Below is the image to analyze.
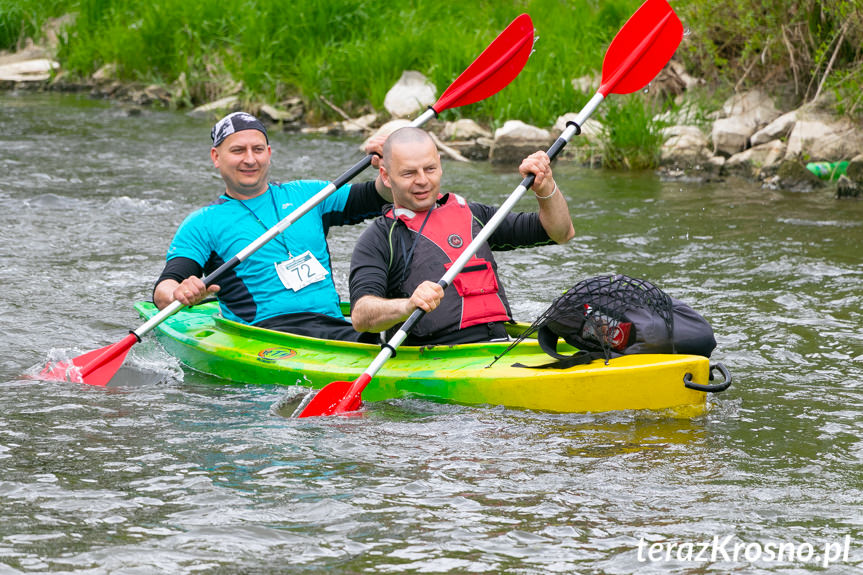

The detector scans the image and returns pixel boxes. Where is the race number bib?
[274,251,329,292]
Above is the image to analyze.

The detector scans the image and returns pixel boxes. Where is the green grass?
[0,0,675,169]
[0,0,72,50]
[4,0,860,170]
[600,96,668,170]
[48,0,644,127]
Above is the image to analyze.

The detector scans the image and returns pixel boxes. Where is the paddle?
[38,14,536,387]
[296,0,683,418]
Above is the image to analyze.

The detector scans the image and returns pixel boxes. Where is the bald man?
[349,127,575,346]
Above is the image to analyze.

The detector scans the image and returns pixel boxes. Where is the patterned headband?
[211,112,269,147]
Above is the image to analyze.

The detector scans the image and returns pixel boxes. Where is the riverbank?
[2,1,862,195]
[7,50,861,197]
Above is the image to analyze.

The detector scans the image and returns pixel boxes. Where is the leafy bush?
[677,0,863,115]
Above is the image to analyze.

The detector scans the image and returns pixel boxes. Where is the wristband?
[534,184,558,200]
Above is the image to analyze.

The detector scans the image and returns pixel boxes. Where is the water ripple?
[2,92,863,574]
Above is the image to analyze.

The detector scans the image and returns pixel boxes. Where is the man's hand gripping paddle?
[297,0,684,418]
[38,13,536,387]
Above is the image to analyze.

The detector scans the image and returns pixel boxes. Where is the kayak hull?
[135,301,717,417]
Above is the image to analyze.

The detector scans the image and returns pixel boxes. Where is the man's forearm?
[537,181,575,244]
[351,294,410,333]
[153,279,180,310]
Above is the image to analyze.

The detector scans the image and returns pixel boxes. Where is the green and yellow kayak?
[134,301,730,417]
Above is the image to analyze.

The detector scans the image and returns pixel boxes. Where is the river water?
[2,91,862,574]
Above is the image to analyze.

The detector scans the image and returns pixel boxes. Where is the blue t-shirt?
[166,180,382,325]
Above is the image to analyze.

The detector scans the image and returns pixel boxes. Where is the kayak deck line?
[134,301,717,417]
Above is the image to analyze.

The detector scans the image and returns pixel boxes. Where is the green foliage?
[7,0,863,132]
[52,0,645,126]
[0,2,31,49]
[0,0,72,50]
[677,0,863,116]
[600,95,667,170]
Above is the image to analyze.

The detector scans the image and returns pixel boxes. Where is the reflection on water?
[1,92,862,573]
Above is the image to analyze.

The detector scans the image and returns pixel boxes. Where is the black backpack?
[498,275,716,369]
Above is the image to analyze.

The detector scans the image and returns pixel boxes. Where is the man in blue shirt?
[153,112,391,342]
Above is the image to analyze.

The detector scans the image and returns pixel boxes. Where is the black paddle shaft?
[519,129,576,190]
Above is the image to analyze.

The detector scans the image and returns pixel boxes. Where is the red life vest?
[385,193,511,340]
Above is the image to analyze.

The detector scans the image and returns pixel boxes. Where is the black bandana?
[210,112,268,147]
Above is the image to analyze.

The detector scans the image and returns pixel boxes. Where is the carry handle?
[683,361,732,393]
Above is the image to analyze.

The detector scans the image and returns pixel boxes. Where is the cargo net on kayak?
[490,274,674,367]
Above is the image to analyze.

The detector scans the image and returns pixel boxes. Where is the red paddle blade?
[39,333,138,387]
[296,373,371,418]
[432,13,534,113]
[599,0,683,97]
